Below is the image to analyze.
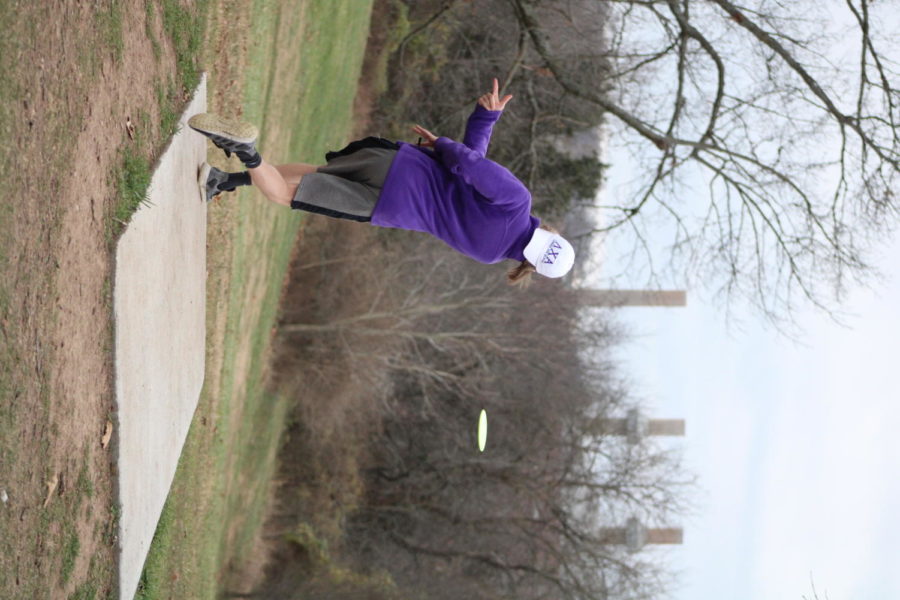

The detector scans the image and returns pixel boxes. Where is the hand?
[412,124,438,147]
[478,77,513,111]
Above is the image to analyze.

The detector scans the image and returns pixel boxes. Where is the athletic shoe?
[197,162,230,203]
[188,113,259,162]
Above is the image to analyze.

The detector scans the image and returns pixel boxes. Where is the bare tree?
[506,0,900,326]
[375,0,612,217]
[279,228,587,412]
[802,576,830,600]
[351,390,693,600]
[269,219,694,599]
[379,0,900,325]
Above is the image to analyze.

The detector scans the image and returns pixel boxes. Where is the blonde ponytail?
[507,260,536,287]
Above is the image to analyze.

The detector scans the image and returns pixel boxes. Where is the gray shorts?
[290,146,398,221]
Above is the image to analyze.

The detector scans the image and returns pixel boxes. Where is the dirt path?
[0,1,207,596]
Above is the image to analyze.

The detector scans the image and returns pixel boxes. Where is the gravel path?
[113,74,208,600]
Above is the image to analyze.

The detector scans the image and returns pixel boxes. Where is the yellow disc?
[478,409,488,452]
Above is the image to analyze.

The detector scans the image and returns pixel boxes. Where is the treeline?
[369,0,610,218]
[244,2,692,599]
[340,239,688,600]
[252,221,690,600]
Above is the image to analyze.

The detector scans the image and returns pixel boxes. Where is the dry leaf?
[101,420,113,449]
[43,474,58,508]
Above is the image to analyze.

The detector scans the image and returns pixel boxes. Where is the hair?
[507,260,536,287]
[506,223,559,287]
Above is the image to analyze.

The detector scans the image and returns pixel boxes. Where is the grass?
[0,0,373,595]
[366,0,412,101]
[106,0,208,244]
[69,579,99,600]
[133,1,374,598]
[145,2,163,61]
[113,145,154,226]
[0,1,137,597]
[0,0,45,435]
[0,0,215,595]
[281,523,404,599]
[161,0,205,84]
[97,2,124,63]
[61,528,81,585]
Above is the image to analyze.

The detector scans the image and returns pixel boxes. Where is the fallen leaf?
[43,474,58,508]
[101,420,113,449]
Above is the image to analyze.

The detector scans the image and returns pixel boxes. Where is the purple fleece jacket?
[371,105,540,264]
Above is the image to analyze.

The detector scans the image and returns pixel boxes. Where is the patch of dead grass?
[0,0,208,596]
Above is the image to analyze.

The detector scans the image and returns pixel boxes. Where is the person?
[188,78,575,285]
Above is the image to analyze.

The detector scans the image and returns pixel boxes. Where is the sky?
[593,137,900,595]
[606,231,900,599]
[589,90,900,600]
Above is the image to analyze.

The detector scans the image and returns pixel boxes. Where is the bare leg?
[247,159,293,206]
[274,163,319,185]
[247,160,321,207]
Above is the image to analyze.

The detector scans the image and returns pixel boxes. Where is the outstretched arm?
[463,78,514,157]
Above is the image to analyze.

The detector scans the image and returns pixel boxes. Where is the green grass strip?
[135,1,373,598]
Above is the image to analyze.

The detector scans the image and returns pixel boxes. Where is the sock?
[219,171,252,192]
[235,149,262,169]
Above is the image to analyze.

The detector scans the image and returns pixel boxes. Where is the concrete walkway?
[113,73,208,600]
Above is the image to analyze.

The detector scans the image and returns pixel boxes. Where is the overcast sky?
[595,134,900,596]
[607,226,900,599]
[594,128,900,598]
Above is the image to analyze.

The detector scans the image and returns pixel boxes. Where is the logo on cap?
[542,240,562,265]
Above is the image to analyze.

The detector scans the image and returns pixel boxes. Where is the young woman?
[188,79,575,284]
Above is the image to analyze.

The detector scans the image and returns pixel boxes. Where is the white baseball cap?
[523,228,575,278]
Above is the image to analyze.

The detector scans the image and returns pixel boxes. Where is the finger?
[493,77,499,97]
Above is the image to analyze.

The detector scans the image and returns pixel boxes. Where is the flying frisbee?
[478,409,488,452]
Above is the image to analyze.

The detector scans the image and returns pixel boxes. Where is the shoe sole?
[198,162,212,203]
[188,113,258,144]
